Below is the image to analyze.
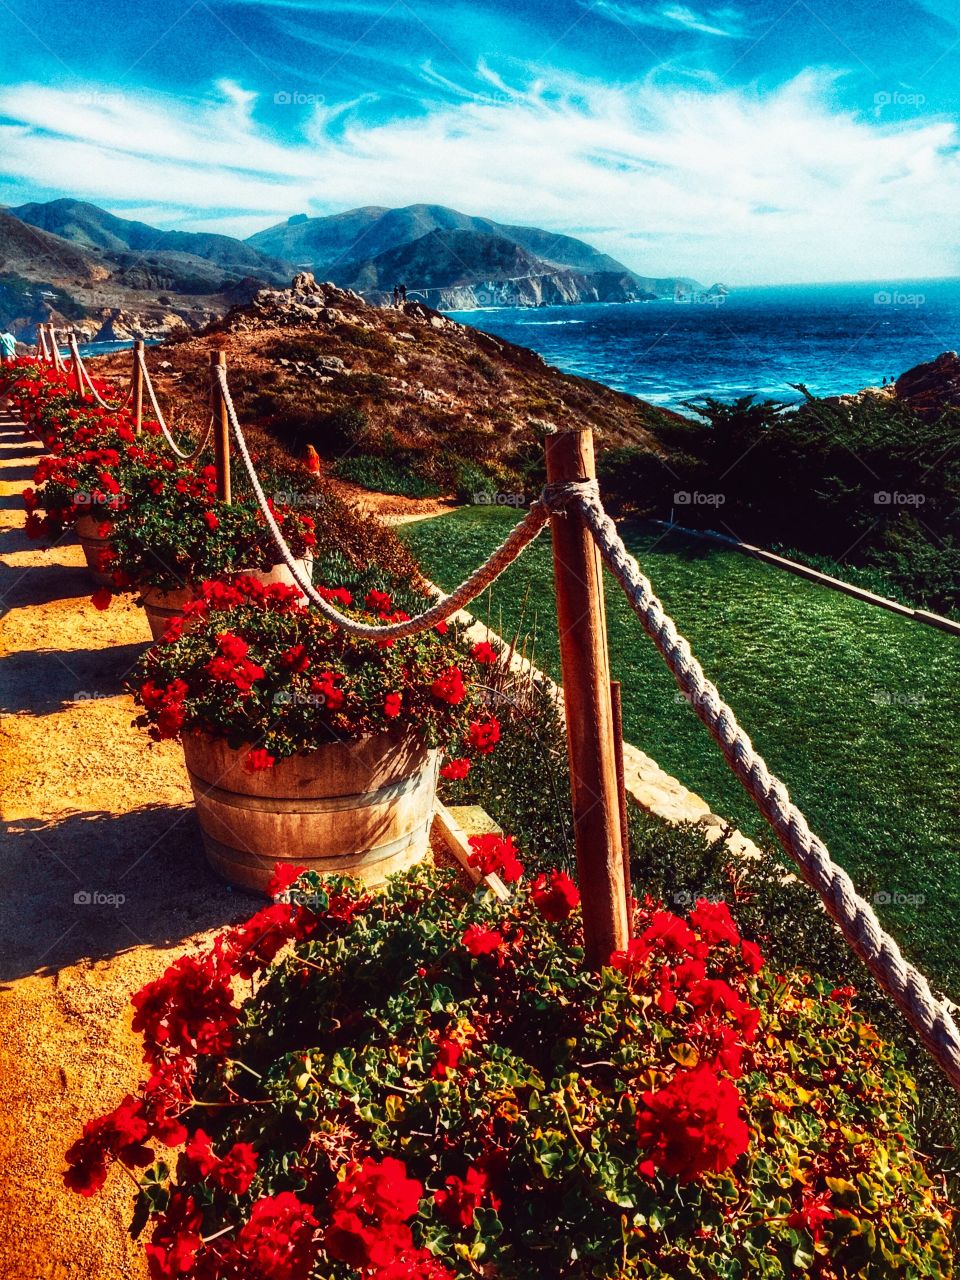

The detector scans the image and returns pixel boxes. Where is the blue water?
[449,280,960,412]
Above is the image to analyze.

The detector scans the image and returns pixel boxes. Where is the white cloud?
[1,68,959,284]
[588,2,747,38]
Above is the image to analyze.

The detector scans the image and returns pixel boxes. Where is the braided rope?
[215,364,551,639]
[573,487,960,1091]
[141,350,213,461]
[67,334,134,412]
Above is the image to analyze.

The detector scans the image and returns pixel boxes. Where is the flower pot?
[141,558,314,642]
[182,730,439,894]
[75,512,115,586]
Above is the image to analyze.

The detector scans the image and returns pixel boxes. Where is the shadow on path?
[0,641,149,714]
[0,805,253,982]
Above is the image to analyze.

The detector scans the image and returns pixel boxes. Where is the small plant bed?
[400,505,960,1003]
[65,863,953,1278]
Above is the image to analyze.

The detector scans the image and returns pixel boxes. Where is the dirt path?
[0,407,251,1279]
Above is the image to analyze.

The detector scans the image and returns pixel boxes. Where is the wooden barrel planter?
[75,512,115,586]
[141,558,314,642]
[182,730,439,894]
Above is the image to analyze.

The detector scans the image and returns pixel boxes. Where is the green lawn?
[400,507,960,999]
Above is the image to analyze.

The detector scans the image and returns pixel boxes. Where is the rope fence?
[219,359,960,1093]
[22,331,960,1093]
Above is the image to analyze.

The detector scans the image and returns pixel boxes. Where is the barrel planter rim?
[139,557,313,642]
[182,727,438,895]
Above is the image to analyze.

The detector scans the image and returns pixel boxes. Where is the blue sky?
[0,0,958,282]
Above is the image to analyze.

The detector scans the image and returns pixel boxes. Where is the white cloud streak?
[1,67,958,284]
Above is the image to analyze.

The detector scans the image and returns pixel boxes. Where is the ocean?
[448,279,960,413]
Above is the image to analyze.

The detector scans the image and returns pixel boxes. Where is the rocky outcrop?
[894,351,960,420]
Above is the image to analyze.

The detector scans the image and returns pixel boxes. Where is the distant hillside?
[247,203,697,307]
[0,195,703,336]
[0,200,291,340]
[11,199,289,281]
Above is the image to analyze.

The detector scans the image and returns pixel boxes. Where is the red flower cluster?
[434,1164,500,1229]
[462,923,504,956]
[325,1157,450,1278]
[530,870,580,921]
[439,757,471,781]
[608,898,764,1183]
[467,833,524,883]
[131,951,240,1065]
[431,666,465,705]
[466,716,500,755]
[206,632,266,694]
[180,1128,258,1195]
[635,1063,750,1182]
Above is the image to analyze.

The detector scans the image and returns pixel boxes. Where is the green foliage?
[126,868,952,1277]
[332,452,444,499]
[601,392,960,615]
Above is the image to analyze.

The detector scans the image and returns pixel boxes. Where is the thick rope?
[67,334,133,412]
[140,350,214,462]
[215,363,551,639]
[572,486,960,1092]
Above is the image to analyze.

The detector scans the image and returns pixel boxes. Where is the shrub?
[65,865,953,1278]
[332,454,444,499]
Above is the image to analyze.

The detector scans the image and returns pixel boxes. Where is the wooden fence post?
[38,324,50,363]
[210,350,231,504]
[545,429,629,967]
[69,333,84,393]
[132,340,145,435]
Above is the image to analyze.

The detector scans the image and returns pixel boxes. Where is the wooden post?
[37,325,50,363]
[210,350,231,504]
[545,429,629,967]
[132,340,145,435]
[69,333,85,393]
[610,680,633,939]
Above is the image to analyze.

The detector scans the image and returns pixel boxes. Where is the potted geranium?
[130,575,500,891]
[104,460,317,638]
[14,368,316,611]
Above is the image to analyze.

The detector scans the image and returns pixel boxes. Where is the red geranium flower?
[383,691,402,718]
[462,924,504,956]
[431,666,465,705]
[440,757,471,781]
[636,1064,750,1182]
[467,832,523,883]
[90,587,112,611]
[531,870,580,921]
[470,640,498,664]
[245,748,276,773]
[467,716,500,755]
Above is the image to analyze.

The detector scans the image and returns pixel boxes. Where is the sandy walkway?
[0,407,253,1278]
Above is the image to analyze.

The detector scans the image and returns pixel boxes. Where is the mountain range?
[0,197,701,338]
